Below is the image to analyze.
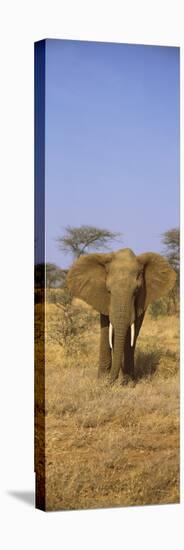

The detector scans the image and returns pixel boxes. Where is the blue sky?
[45,39,179,268]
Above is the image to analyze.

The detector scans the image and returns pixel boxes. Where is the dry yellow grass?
[43,301,179,511]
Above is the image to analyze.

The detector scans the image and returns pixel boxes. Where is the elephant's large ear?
[67,252,113,315]
[136,252,176,311]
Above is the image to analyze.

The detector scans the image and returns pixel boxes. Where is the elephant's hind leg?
[98,314,112,378]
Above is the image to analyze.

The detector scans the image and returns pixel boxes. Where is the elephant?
[67,248,176,383]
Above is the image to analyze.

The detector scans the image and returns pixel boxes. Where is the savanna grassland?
[37,294,179,511]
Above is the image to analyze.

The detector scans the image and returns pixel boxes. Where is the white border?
[0,2,183,549]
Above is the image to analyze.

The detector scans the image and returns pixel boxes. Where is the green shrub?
[47,287,72,306]
[46,302,98,353]
[149,289,179,318]
[149,299,167,319]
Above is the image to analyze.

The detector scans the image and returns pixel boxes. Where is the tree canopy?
[56,225,122,258]
[161,228,180,274]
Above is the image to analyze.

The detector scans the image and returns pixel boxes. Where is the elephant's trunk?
[110,298,133,382]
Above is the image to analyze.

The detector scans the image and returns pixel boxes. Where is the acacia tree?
[161,228,180,276]
[161,228,180,314]
[56,225,122,259]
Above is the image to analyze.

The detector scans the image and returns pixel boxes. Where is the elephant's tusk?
[131,323,135,347]
[109,322,113,349]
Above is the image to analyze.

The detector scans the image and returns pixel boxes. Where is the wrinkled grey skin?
[67,248,176,383]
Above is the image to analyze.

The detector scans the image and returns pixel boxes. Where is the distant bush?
[149,287,179,319]
[47,286,72,306]
[167,286,179,316]
[149,299,168,319]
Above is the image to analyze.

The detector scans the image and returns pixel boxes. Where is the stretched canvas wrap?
[34,39,180,512]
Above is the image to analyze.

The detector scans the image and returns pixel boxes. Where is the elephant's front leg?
[98,314,112,378]
[123,328,135,379]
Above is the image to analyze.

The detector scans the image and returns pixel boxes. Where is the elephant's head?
[67,248,176,380]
